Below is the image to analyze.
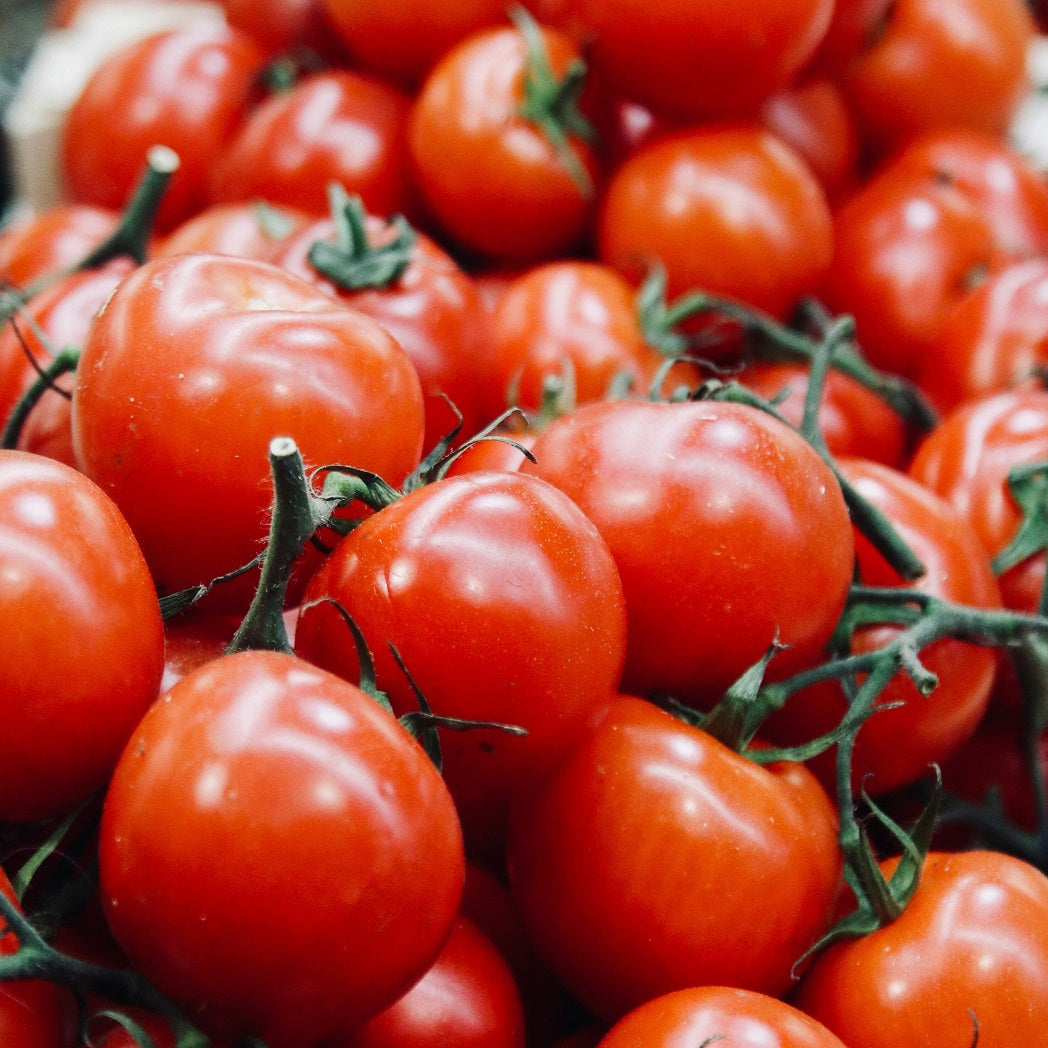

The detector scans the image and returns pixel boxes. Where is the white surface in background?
[1011,36,1048,171]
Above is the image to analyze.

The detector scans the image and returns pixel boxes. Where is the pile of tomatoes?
[4,0,1048,1045]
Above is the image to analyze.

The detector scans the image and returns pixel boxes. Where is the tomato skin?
[569,0,833,122]
[795,851,1048,1047]
[506,697,842,1022]
[0,450,164,823]
[207,71,413,220]
[155,202,311,261]
[838,0,1035,159]
[407,24,599,264]
[62,26,268,230]
[294,470,627,853]
[99,649,465,1046]
[803,0,894,78]
[71,252,424,610]
[520,399,854,704]
[597,986,848,1048]
[598,126,833,320]
[0,204,118,289]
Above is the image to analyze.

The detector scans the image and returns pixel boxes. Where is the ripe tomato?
[216,0,336,57]
[0,449,164,822]
[294,470,627,853]
[567,0,833,121]
[520,399,854,704]
[99,649,465,1046]
[0,204,117,290]
[62,26,268,230]
[155,201,311,261]
[506,697,842,1021]
[803,0,894,78]
[598,126,833,321]
[71,253,425,610]
[406,20,600,263]
[795,851,1048,1047]
[207,70,414,220]
[597,986,848,1048]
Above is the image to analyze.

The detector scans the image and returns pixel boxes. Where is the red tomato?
[764,457,1002,796]
[908,388,1048,614]
[155,202,311,261]
[0,204,117,289]
[520,399,854,704]
[0,450,164,822]
[294,470,627,853]
[598,126,833,321]
[99,649,465,1046]
[837,0,1035,158]
[335,917,525,1048]
[406,21,600,264]
[567,0,833,121]
[71,253,425,610]
[62,26,268,230]
[216,0,335,57]
[795,851,1048,1047]
[207,70,414,220]
[506,697,842,1021]
[598,986,848,1048]
[803,0,895,78]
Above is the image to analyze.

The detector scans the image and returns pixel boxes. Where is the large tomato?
[506,697,842,1021]
[519,399,854,704]
[71,253,425,610]
[99,649,465,1046]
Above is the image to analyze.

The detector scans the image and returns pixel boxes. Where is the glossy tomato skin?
[598,986,848,1048]
[795,851,1048,1047]
[71,253,425,611]
[520,399,854,704]
[62,26,268,230]
[569,0,833,121]
[0,204,117,289]
[908,388,1048,614]
[207,70,413,220]
[407,24,600,264]
[0,450,164,822]
[295,470,627,854]
[99,649,465,1047]
[598,126,833,320]
[155,202,311,261]
[506,697,842,1021]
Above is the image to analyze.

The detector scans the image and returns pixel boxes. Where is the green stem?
[0,345,79,450]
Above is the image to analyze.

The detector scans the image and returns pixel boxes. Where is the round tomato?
[0,449,164,822]
[71,252,425,611]
[99,649,465,1046]
[506,696,842,1021]
[155,201,311,261]
[520,399,854,704]
[795,851,1048,1047]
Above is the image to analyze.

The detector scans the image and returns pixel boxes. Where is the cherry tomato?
[62,26,268,230]
[795,851,1048,1047]
[406,20,600,264]
[71,253,425,610]
[520,399,854,704]
[99,649,465,1046]
[0,449,164,822]
[597,986,848,1048]
[0,204,117,290]
[207,70,414,220]
[506,697,842,1021]
[598,126,834,321]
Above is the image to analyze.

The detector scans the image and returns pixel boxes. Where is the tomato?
[216,0,336,57]
[837,0,1035,159]
[764,457,1002,796]
[268,207,498,450]
[334,917,525,1048]
[0,450,164,822]
[406,20,600,264]
[71,253,425,611]
[206,70,414,220]
[99,649,465,1046]
[519,399,854,704]
[155,201,311,261]
[506,697,842,1021]
[908,388,1048,614]
[597,986,848,1048]
[803,0,894,78]
[795,851,1048,1047]
[294,469,627,854]
[598,126,834,321]
[62,26,268,230]
[567,0,833,122]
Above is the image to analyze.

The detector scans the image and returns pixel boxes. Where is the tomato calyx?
[510,5,598,196]
[306,183,417,290]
